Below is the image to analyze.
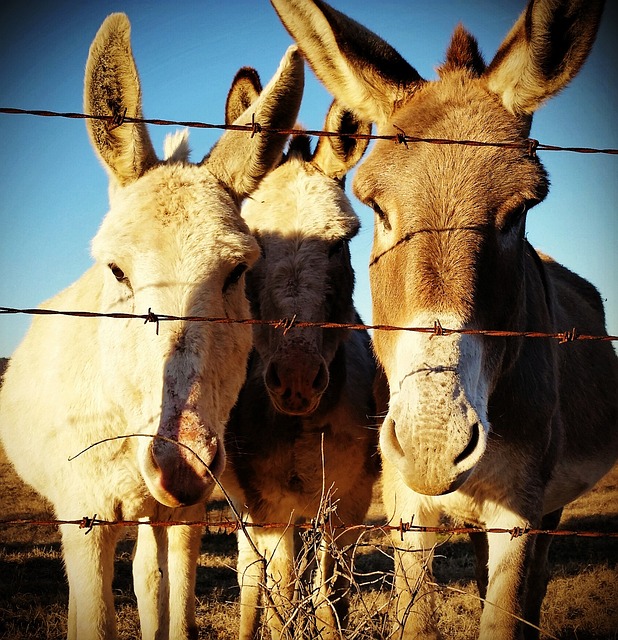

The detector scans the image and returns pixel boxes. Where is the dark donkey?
[271,0,618,638]
[221,67,379,639]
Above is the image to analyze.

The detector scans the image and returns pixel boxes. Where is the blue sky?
[0,0,616,357]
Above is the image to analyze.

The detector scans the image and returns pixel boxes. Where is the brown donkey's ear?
[312,101,371,180]
[225,67,263,125]
[271,0,423,127]
[485,0,604,115]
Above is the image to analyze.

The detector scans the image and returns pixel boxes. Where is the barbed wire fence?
[1,307,616,344]
[2,106,618,155]
[1,105,617,537]
[1,105,617,638]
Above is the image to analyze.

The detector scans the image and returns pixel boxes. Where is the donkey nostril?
[265,362,282,390]
[312,362,329,392]
[454,422,480,466]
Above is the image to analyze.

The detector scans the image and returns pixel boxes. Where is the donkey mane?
[439,24,486,77]
[163,129,191,163]
[284,131,313,161]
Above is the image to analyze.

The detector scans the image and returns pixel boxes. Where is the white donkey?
[222,68,378,639]
[271,1,617,639]
[0,13,303,640]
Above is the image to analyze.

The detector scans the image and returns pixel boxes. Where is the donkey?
[0,14,303,640]
[271,1,618,638]
[220,67,379,639]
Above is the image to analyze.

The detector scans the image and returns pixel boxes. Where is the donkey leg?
[260,527,296,639]
[469,531,489,603]
[133,521,169,640]
[480,513,536,640]
[237,525,296,639]
[389,528,442,640]
[382,462,441,639]
[237,527,265,640]
[62,522,120,640]
[522,508,563,640]
[311,530,355,639]
[167,505,203,640]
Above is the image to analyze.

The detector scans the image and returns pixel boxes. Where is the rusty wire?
[1,306,616,344]
[1,108,616,541]
[0,516,616,539]
[1,108,616,344]
[2,107,618,154]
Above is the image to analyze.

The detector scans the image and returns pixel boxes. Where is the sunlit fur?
[271,1,617,638]
[222,81,378,639]
[0,14,304,640]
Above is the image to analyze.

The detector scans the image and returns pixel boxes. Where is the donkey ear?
[485,0,604,115]
[204,45,304,200]
[271,0,423,127]
[84,13,158,187]
[312,101,371,179]
[225,67,263,125]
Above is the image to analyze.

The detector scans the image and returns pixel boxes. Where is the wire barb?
[144,308,160,335]
[107,107,127,130]
[432,319,445,337]
[509,526,528,540]
[248,112,262,138]
[276,314,297,335]
[393,124,409,148]
[559,327,578,344]
[79,514,98,535]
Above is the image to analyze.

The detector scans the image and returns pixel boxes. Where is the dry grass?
[0,438,616,639]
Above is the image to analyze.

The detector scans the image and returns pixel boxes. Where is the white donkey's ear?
[225,67,263,125]
[204,45,304,201]
[271,0,423,127]
[485,0,604,115]
[84,13,158,186]
[312,101,371,180]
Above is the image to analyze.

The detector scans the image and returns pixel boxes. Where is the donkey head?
[86,14,303,506]
[226,68,369,415]
[272,0,603,493]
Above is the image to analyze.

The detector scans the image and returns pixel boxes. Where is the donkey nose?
[265,358,329,415]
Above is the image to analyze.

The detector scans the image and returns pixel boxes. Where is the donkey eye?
[223,263,248,293]
[500,202,529,235]
[328,239,346,258]
[108,263,127,283]
[369,201,391,231]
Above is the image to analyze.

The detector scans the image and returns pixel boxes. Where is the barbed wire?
[1,432,614,539]
[1,109,615,538]
[1,515,615,539]
[1,107,618,155]
[1,306,616,344]
[1,108,615,344]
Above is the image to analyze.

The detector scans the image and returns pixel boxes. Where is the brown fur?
[271,1,616,638]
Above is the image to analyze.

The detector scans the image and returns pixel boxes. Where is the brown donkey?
[271,0,618,638]
[221,68,379,639]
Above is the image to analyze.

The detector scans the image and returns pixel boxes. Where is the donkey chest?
[249,422,364,503]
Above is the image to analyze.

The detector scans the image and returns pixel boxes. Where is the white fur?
[163,128,191,162]
[379,312,490,495]
[0,14,303,640]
